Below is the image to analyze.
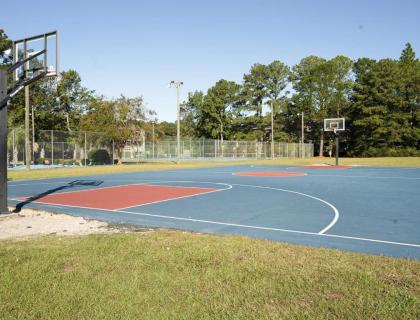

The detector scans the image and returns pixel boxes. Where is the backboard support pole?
[0,71,9,214]
[25,85,30,169]
[0,30,59,215]
[335,133,339,166]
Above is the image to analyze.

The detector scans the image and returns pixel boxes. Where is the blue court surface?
[8,165,420,259]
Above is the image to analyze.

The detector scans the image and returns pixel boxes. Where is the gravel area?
[0,208,118,240]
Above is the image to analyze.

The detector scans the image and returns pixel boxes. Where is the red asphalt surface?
[234,172,306,177]
[21,184,216,210]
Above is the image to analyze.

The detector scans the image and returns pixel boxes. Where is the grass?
[0,231,419,319]
[8,157,420,181]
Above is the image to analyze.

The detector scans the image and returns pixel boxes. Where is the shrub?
[35,158,45,165]
[88,149,111,165]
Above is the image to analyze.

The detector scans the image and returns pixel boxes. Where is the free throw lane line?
[228,183,339,235]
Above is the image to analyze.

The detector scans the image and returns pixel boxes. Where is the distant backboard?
[324,118,345,132]
[12,31,59,82]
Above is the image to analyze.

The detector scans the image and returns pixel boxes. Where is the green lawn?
[8,157,420,181]
[1,231,419,319]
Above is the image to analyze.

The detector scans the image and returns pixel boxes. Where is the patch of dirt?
[0,207,119,240]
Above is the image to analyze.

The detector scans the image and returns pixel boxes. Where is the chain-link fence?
[7,128,25,165]
[123,138,313,161]
[8,129,314,166]
[8,129,114,166]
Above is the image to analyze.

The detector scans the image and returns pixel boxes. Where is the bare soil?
[0,207,118,240]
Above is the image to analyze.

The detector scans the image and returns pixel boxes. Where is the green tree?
[239,63,268,140]
[262,61,290,147]
[398,43,420,150]
[180,91,204,137]
[350,58,401,155]
[81,95,148,163]
[56,70,95,131]
[200,79,240,141]
[158,121,177,138]
[0,29,12,68]
[291,56,353,155]
[237,61,290,142]
[349,44,420,156]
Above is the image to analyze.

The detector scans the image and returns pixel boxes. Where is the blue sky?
[2,0,419,121]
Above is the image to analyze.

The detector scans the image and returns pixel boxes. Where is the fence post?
[255,141,258,159]
[112,140,115,164]
[51,130,54,165]
[84,131,87,166]
[214,140,217,159]
[245,142,248,159]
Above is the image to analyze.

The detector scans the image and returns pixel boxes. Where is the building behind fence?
[7,129,314,165]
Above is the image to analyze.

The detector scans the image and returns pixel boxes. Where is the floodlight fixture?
[169,80,184,163]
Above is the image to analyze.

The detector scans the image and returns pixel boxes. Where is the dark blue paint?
[8,165,420,259]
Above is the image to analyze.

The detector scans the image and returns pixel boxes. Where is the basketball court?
[4,31,419,259]
[8,164,420,259]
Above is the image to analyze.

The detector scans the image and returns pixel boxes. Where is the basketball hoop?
[0,30,59,215]
[333,128,337,134]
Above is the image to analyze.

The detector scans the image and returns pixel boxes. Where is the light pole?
[169,80,183,163]
[151,118,156,160]
[297,112,304,158]
[271,102,274,160]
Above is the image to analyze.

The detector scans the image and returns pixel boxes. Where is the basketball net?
[333,128,337,134]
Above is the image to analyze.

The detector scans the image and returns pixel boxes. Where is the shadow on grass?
[13,180,103,213]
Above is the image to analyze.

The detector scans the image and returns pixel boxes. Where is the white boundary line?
[308,174,420,180]
[10,198,417,248]
[9,181,419,248]
[13,179,339,236]
[104,179,339,235]
[115,209,420,248]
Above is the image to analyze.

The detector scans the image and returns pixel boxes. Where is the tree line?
[1,28,419,158]
[181,47,420,156]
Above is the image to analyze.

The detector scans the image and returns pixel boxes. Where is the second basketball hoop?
[324,117,345,165]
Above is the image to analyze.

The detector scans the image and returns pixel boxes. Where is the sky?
[1,0,419,121]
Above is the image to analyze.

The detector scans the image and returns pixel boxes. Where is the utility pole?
[169,80,183,163]
[271,103,274,160]
[152,120,155,160]
[301,111,304,145]
[298,112,304,158]
[335,133,339,165]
